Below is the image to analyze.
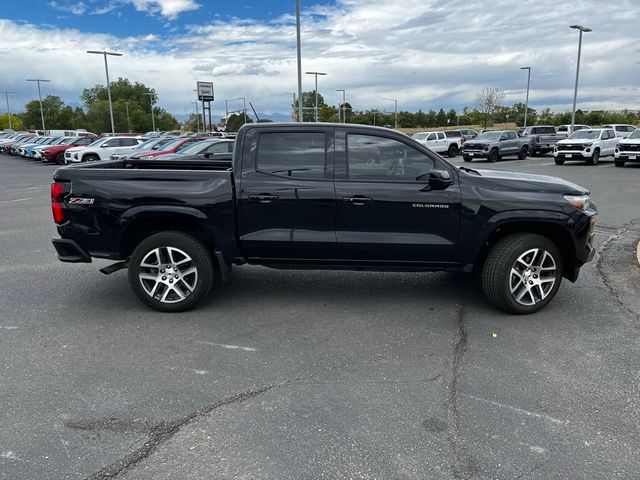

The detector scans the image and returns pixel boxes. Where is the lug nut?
[529,280,533,285]
[161,269,165,273]
[169,279,173,284]
[534,275,538,279]
[175,274,179,278]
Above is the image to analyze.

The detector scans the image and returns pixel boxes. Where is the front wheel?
[488,149,499,163]
[517,146,528,160]
[128,231,214,312]
[614,160,625,167]
[482,233,563,314]
[554,158,565,165]
[587,149,599,165]
[83,154,100,162]
[55,152,65,165]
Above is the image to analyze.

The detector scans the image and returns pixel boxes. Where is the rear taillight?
[51,181,70,224]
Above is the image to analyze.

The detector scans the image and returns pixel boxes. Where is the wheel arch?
[474,219,577,280]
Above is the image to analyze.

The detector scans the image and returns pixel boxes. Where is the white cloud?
[48,1,87,15]
[3,0,640,118]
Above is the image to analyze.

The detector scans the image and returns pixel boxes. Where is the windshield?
[136,138,161,150]
[86,139,105,148]
[477,132,502,141]
[151,138,174,150]
[627,129,640,139]
[412,133,429,140]
[161,139,184,151]
[569,130,599,139]
[178,140,213,154]
[62,137,77,145]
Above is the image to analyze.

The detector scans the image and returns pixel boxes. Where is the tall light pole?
[25,79,51,131]
[193,89,200,132]
[570,25,591,133]
[295,0,303,123]
[0,91,15,130]
[285,92,297,121]
[305,71,327,122]
[125,101,131,133]
[144,92,156,132]
[336,89,346,123]
[383,98,398,128]
[87,50,123,135]
[520,66,531,128]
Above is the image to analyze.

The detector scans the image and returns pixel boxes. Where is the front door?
[334,129,461,265]
[237,128,336,262]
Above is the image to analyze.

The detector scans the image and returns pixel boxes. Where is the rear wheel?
[447,144,458,158]
[55,152,65,165]
[488,148,499,163]
[586,149,599,165]
[554,158,565,165]
[482,233,563,314]
[83,154,100,162]
[128,231,214,312]
[614,160,625,167]
[517,146,528,160]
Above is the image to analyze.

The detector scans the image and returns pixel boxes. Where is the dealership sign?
[197,81,214,101]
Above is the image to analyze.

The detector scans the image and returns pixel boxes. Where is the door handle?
[248,193,279,203]
[343,195,372,206]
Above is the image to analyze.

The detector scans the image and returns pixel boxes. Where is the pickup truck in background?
[613,128,640,167]
[51,123,597,315]
[411,130,461,157]
[519,125,567,155]
[461,130,532,162]
[554,128,618,165]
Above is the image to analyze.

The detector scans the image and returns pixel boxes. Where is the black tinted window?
[347,134,435,182]
[119,138,138,146]
[445,131,461,137]
[507,132,517,139]
[533,127,556,134]
[257,132,327,179]
[205,142,233,153]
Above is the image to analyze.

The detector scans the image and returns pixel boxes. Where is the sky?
[1,0,639,119]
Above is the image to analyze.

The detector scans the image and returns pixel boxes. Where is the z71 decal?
[68,197,95,205]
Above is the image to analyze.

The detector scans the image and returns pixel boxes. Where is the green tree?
[225,113,253,132]
[182,113,203,132]
[293,91,327,122]
[0,113,23,131]
[22,95,77,130]
[436,108,447,127]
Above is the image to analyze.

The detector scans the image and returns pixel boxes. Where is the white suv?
[411,130,461,157]
[554,128,618,165]
[66,137,143,163]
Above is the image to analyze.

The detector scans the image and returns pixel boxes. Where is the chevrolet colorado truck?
[461,130,532,162]
[51,123,597,315]
[614,128,640,167]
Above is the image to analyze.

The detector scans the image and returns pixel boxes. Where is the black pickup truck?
[51,123,597,314]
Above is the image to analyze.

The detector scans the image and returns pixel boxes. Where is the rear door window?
[257,132,328,179]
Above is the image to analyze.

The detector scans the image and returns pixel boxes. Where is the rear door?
[333,128,461,265]
[237,127,336,261]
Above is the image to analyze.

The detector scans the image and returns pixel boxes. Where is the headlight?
[139,155,154,160]
[484,146,489,151]
[563,194,591,211]
[582,143,593,149]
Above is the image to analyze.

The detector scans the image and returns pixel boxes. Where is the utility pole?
[87,50,123,135]
[305,71,327,122]
[570,25,592,134]
[193,89,200,132]
[25,78,51,131]
[125,101,131,132]
[295,0,303,123]
[383,98,398,128]
[336,89,346,123]
[520,66,531,128]
[0,91,15,130]
[144,92,156,132]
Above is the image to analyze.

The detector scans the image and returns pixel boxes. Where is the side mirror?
[423,169,452,191]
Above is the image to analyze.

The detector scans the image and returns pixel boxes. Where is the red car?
[39,136,98,164]
[129,137,206,160]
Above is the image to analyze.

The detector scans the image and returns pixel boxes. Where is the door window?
[119,138,139,147]
[256,132,328,179]
[507,132,517,139]
[437,132,445,140]
[346,134,435,182]
[104,138,119,147]
[426,133,436,141]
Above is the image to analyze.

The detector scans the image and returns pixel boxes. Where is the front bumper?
[462,149,489,158]
[554,150,590,159]
[615,152,640,162]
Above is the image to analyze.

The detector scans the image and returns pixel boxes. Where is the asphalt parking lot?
[1,153,639,479]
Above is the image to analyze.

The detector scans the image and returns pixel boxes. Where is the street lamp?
[25,79,51,131]
[192,89,200,132]
[295,0,303,123]
[87,50,123,135]
[144,92,156,132]
[520,66,531,128]
[305,71,327,122]
[569,25,592,133]
[383,98,398,128]
[285,92,297,121]
[125,101,131,133]
[336,89,346,123]
[0,91,15,130]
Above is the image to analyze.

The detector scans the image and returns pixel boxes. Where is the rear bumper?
[52,238,92,263]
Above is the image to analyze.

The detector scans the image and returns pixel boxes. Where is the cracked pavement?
[0,154,639,479]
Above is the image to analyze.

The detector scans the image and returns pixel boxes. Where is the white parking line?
[636,242,640,267]
[196,341,257,352]
[0,197,36,204]
[597,164,614,168]
[460,393,568,425]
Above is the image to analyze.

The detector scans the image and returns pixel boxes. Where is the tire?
[517,146,528,160]
[128,231,214,312]
[614,160,624,168]
[83,154,99,162]
[554,158,565,165]
[463,155,472,163]
[488,148,499,163]
[55,152,65,165]
[586,149,599,165]
[482,233,563,315]
[447,144,458,158]
[530,150,538,157]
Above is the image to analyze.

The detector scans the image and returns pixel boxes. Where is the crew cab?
[554,128,618,165]
[461,130,531,162]
[65,137,144,163]
[51,123,597,315]
[602,124,636,139]
[614,128,640,167]
[411,131,461,157]
[519,126,567,155]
